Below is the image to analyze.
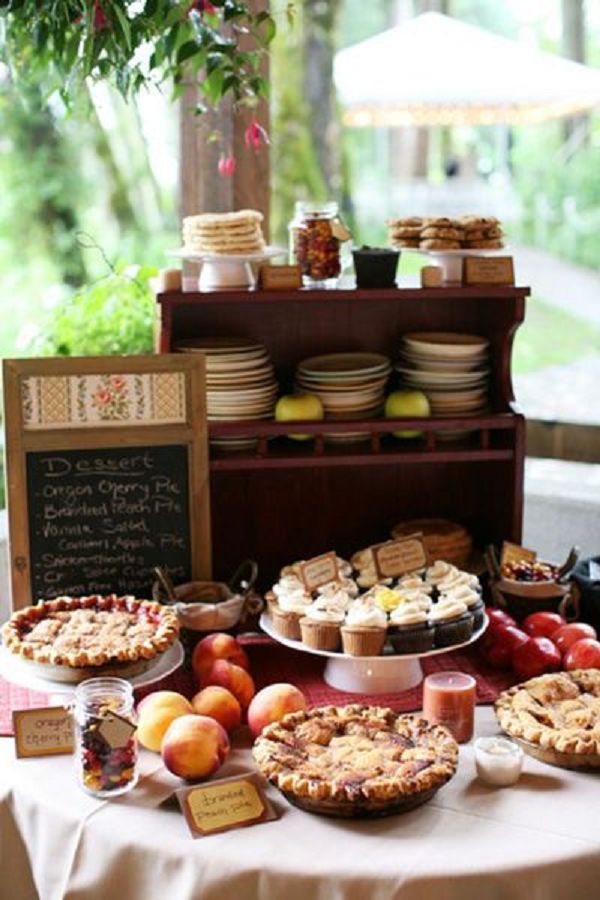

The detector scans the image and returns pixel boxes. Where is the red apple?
[512,636,561,681]
[552,623,597,654]
[486,608,517,630]
[483,625,528,669]
[522,611,565,639]
[563,638,600,671]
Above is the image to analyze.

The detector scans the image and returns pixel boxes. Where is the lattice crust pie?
[253,704,458,817]
[495,670,600,755]
[1,595,179,667]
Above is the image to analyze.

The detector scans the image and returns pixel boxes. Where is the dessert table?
[1,705,600,900]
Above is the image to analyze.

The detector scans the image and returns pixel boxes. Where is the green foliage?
[28,263,157,358]
[1,1,276,112]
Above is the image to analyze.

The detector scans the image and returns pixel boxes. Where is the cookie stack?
[182,209,265,256]
[386,217,422,248]
[419,218,464,251]
[460,216,503,249]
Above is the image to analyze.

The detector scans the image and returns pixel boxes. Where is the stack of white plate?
[176,337,277,449]
[395,332,490,439]
[295,352,391,442]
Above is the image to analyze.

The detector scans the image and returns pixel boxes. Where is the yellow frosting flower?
[373,586,404,612]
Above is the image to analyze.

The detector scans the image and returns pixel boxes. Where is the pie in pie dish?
[252,704,458,817]
[1,595,179,669]
[495,669,600,761]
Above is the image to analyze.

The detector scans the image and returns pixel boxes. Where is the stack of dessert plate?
[175,337,277,449]
[295,352,391,443]
[395,332,490,440]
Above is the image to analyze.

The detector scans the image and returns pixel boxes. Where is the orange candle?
[422,671,476,743]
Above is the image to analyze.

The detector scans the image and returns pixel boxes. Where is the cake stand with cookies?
[172,209,286,290]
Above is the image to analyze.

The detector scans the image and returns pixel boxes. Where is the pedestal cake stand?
[260,613,487,694]
[170,246,287,290]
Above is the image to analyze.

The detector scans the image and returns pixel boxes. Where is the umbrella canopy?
[334,12,600,127]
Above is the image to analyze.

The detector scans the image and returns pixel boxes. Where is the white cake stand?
[260,614,487,695]
[404,247,508,285]
[0,641,184,703]
[170,246,287,290]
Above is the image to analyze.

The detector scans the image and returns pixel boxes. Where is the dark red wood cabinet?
[157,284,529,589]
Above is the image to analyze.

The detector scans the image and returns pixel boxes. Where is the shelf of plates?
[157,284,529,587]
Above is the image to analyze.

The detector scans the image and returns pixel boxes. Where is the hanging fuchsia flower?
[244,120,270,151]
[188,1,217,15]
[218,155,236,177]
[93,0,109,31]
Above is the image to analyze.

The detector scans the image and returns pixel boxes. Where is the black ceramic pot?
[352,246,399,289]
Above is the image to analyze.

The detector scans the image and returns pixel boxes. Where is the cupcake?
[388,603,434,654]
[270,576,312,640]
[398,590,432,611]
[425,560,458,588]
[437,569,480,594]
[317,577,359,600]
[440,586,485,631]
[336,557,353,578]
[430,599,474,648]
[300,597,344,651]
[397,574,432,595]
[371,585,404,614]
[341,599,387,657]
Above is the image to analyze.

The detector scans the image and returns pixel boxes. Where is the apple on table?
[275,393,324,441]
[384,390,431,439]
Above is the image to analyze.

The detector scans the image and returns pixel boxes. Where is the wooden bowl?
[492,577,570,622]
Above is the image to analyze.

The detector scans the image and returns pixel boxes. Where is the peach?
[203,659,256,709]
[192,632,250,687]
[247,683,307,738]
[161,714,230,782]
[191,686,242,734]
[136,691,194,753]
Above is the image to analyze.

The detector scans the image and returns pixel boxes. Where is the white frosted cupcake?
[396,574,432,595]
[341,599,387,657]
[437,568,480,594]
[398,590,432,611]
[440,586,484,630]
[300,597,344,651]
[388,603,434,654]
[317,578,358,601]
[430,599,473,647]
[425,560,458,587]
[270,577,312,641]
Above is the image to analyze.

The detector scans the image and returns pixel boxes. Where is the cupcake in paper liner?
[430,598,474,648]
[270,576,312,641]
[388,603,434,654]
[439,586,484,631]
[341,598,387,657]
[300,597,344,652]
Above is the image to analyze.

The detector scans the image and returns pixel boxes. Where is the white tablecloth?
[1,707,600,900]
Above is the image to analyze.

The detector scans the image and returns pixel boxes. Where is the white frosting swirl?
[273,576,312,613]
[437,570,480,593]
[426,561,458,585]
[399,590,432,611]
[304,597,345,624]
[345,600,387,629]
[317,578,358,601]
[396,575,425,592]
[440,586,481,608]
[429,599,468,622]
[336,557,353,578]
[390,603,429,626]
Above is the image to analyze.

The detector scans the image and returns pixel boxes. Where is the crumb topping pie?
[253,704,458,817]
[1,595,179,668]
[495,670,600,755]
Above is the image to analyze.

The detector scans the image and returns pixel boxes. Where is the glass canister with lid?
[74,677,138,798]
[289,201,350,287]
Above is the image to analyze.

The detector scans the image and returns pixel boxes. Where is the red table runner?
[0,636,517,736]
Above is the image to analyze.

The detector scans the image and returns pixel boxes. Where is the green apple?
[384,390,430,439]
[275,393,324,441]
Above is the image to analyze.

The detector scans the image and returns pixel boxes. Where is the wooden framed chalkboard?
[3,355,211,609]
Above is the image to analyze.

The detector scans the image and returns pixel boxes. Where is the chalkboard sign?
[26,445,192,600]
[4,355,211,609]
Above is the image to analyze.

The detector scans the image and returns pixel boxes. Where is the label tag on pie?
[501,541,537,568]
[299,551,339,592]
[463,256,515,285]
[13,706,74,758]
[372,535,428,579]
[97,711,137,749]
[176,773,277,838]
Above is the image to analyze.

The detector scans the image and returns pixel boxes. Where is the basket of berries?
[487,548,578,622]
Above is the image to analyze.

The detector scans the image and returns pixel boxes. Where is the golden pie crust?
[495,670,600,755]
[253,704,458,817]
[1,595,179,668]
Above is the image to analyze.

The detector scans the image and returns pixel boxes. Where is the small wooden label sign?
[372,535,428,579]
[463,256,515,286]
[299,551,339,592]
[259,265,302,290]
[176,774,276,838]
[501,541,537,568]
[97,712,136,749]
[13,706,74,758]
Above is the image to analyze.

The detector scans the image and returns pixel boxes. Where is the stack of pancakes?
[182,209,265,256]
[387,216,503,251]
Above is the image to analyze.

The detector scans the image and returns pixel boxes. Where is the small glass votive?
[422,671,476,743]
[474,737,524,786]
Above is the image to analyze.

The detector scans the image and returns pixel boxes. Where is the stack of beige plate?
[295,352,391,443]
[175,337,277,449]
[395,332,489,440]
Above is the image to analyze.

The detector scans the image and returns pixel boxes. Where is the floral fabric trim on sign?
[22,372,186,430]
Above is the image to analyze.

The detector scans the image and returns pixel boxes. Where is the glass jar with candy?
[289,201,349,288]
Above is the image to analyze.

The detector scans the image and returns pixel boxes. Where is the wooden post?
[178,1,271,239]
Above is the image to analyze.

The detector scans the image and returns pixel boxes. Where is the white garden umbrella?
[334,12,600,127]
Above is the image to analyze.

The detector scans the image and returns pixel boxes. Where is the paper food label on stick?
[501,541,537,568]
[299,552,339,591]
[372,535,428,579]
[176,773,277,838]
[13,706,74,758]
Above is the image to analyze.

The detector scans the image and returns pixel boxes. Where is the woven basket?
[491,578,572,622]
